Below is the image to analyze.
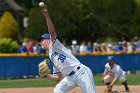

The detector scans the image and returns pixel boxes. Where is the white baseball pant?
[53,64,96,93]
[104,71,126,83]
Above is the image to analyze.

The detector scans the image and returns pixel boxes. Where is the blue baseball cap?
[41,33,50,39]
[107,56,115,61]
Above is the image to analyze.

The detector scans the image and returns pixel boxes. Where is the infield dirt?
[0,85,139,93]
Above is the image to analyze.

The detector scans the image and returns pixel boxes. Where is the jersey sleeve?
[105,63,109,71]
[51,38,63,48]
[51,38,69,53]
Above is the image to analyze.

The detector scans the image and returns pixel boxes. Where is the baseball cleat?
[125,87,129,92]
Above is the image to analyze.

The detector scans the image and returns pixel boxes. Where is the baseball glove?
[38,59,50,77]
[111,89,120,93]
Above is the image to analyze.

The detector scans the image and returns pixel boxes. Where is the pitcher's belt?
[69,66,80,76]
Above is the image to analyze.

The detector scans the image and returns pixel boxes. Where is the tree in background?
[24,7,47,40]
[89,0,107,42]
[102,0,135,41]
[25,0,98,42]
[45,0,102,42]
[130,0,140,37]
[14,0,33,14]
[24,0,138,43]
[0,38,18,53]
[0,11,19,40]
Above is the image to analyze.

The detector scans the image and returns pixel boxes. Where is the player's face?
[40,39,50,50]
[108,60,114,68]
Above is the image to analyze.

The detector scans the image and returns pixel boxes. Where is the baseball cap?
[107,56,115,61]
[41,33,50,39]
[72,40,77,45]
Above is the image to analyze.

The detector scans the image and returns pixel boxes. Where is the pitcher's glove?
[38,59,50,77]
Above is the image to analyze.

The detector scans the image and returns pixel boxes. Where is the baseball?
[39,2,45,8]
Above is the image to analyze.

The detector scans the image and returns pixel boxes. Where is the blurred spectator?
[127,42,134,53]
[71,40,79,54]
[114,42,122,52]
[79,41,87,54]
[26,40,33,53]
[38,46,47,54]
[86,41,93,54]
[33,42,40,54]
[93,42,102,53]
[135,45,140,52]
[106,44,114,53]
[18,42,28,54]
[131,36,140,52]
[133,36,140,45]
[114,42,124,53]
[122,41,127,53]
[121,37,127,45]
[100,43,106,53]
[133,36,140,52]
[17,36,140,55]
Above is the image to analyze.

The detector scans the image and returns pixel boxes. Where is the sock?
[122,81,128,88]
[106,82,110,86]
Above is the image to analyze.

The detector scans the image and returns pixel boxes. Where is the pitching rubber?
[111,89,120,93]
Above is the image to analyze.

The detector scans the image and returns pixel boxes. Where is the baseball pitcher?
[38,4,96,93]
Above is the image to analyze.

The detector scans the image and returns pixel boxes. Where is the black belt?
[69,66,80,76]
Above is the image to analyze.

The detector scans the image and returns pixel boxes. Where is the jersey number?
[51,52,66,63]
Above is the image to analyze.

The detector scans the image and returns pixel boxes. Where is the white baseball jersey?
[49,38,81,76]
[105,63,124,78]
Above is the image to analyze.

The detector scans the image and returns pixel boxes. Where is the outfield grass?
[0,79,57,88]
[94,73,140,85]
[0,74,139,88]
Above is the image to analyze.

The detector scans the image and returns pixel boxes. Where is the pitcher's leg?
[54,76,76,93]
[76,66,96,93]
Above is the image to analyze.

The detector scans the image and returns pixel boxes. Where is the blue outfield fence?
[78,54,140,73]
[0,54,140,77]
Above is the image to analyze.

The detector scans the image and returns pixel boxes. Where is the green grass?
[0,79,57,88]
[94,73,140,86]
[0,74,140,88]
